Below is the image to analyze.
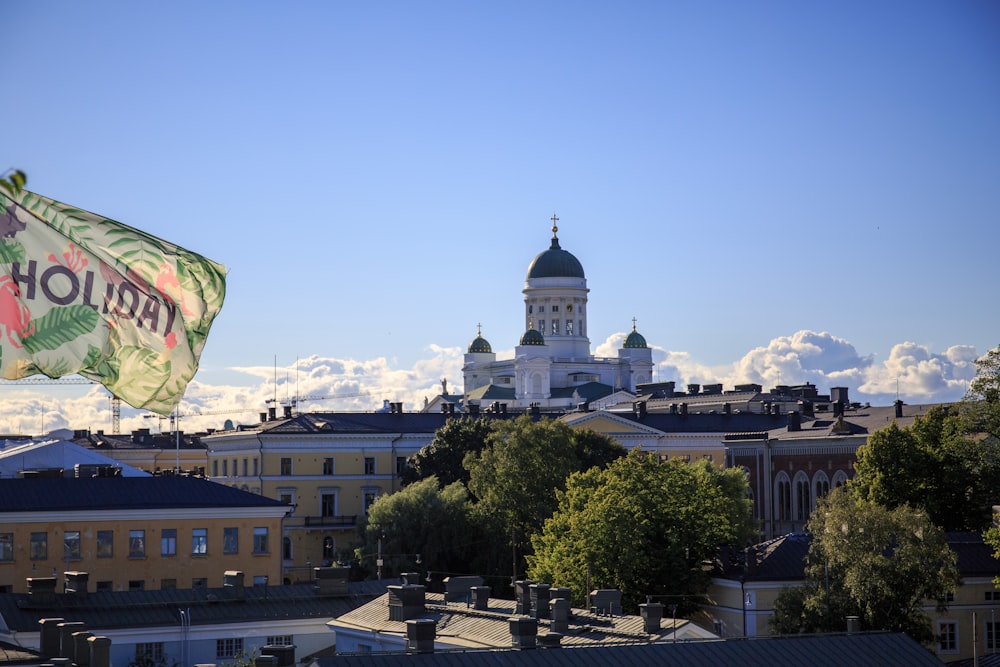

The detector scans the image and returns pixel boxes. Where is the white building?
[460,219,653,411]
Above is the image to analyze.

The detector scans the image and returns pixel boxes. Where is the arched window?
[775,472,791,522]
[323,536,335,562]
[832,470,849,489]
[813,471,831,503]
[793,472,811,521]
[531,373,542,394]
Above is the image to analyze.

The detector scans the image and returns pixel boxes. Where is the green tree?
[985,510,1000,588]
[356,476,477,577]
[771,488,960,643]
[401,416,492,487]
[464,415,581,573]
[527,451,755,611]
[962,344,1000,441]
[0,169,26,196]
[853,406,1000,531]
[572,427,628,472]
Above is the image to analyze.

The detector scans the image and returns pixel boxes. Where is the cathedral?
[460,217,653,411]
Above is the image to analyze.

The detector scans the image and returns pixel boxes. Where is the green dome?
[519,327,545,346]
[526,233,585,280]
[468,334,492,354]
[623,324,648,349]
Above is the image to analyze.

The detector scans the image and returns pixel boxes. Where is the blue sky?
[3,1,999,434]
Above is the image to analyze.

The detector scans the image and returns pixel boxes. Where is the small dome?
[526,220,585,279]
[623,322,647,349]
[519,327,545,346]
[468,333,492,354]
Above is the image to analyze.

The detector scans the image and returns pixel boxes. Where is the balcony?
[302,515,358,529]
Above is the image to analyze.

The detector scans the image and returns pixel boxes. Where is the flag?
[0,189,226,414]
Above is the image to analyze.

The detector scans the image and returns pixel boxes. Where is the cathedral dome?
[519,327,545,346]
[623,323,648,349]
[468,333,492,353]
[526,221,585,280]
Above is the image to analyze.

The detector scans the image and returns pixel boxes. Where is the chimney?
[894,399,904,418]
[634,401,647,419]
[471,586,490,610]
[64,571,89,600]
[260,644,296,666]
[406,619,436,654]
[590,589,622,615]
[833,401,844,418]
[388,584,426,621]
[88,636,111,667]
[669,403,678,415]
[283,405,292,419]
[39,618,66,658]
[787,411,801,432]
[831,386,850,406]
[530,584,551,620]
[514,580,534,615]
[72,631,95,666]
[679,403,688,416]
[640,602,663,633]
[798,400,814,417]
[224,571,246,600]
[57,622,87,659]
[509,616,538,650]
[550,598,570,633]
[538,632,563,649]
[27,577,58,607]
[268,406,277,421]
[687,383,700,395]
[846,615,860,634]
[444,575,483,602]
[468,403,480,416]
[401,572,422,585]
[722,402,731,415]
[530,404,541,418]
[260,412,268,423]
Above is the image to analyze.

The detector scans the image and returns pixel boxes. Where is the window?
[136,643,164,663]
[323,536,334,561]
[128,580,145,591]
[96,581,112,592]
[242,458,248,476]
[192,577,207,589]
[986,590,1000,601]
[938,621,957,652]
[794,474,811,521]
[223,527,238,555]
[551,305,559,312]
[775,474,791,522]
[0,534,12,561]
[253,575,269,586]
[222,459,228,476]
[539,319,545,333]
[566,319,573,335]
[987,620,999,651]
[253,458,259,475]
[216,638,243,659]
[129,530,145,557]
[267,635,293,646]
[162,529,177,556]
[538,305,544,313]
[283,536,292,560]
[323,457,334,475]
[280,457,292,475]
[552,319,559,334]
[321,493,336,517]
[30,532,47,560]
[161,579,177,590]
[97,530,114,558]
[396,456,407,476]
[192,528,208,555]
[64,531,81,560]
[364,457,375,475]
[253,527,269,554]
[364,490,378,512]
[212,460,218,476]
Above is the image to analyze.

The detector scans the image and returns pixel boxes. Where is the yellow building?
[0,476,287,594]
[202,409,452,584]
[74,428,210,475]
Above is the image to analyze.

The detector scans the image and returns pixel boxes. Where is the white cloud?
[0,332,982,438]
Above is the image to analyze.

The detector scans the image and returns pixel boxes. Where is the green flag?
[0,189,226,414]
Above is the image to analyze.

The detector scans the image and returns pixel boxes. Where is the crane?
[265,390,383,414]
[0,376,122,434]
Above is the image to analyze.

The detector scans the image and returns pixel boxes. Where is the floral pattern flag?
[0,189,226,414]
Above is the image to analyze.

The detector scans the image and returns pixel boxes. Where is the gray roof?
[309,633,943,666]
[0,580,395,633]
[0,476,286,512]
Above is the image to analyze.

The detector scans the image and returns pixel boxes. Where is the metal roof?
[308,633,943,666]
[0,476,287,512]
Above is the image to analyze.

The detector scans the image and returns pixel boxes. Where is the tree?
[400,416,492,487]
[572,427,628,472]
[853,406,1000,531]
[0,169,26,196]
[527,451,755,611]
[771,488,960,643]
[465,415,580,550]
[962,344,1000,441]
[985,510,1000,588]
[356,476,477,578]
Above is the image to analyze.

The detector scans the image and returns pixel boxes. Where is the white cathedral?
[456,218,654,412]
